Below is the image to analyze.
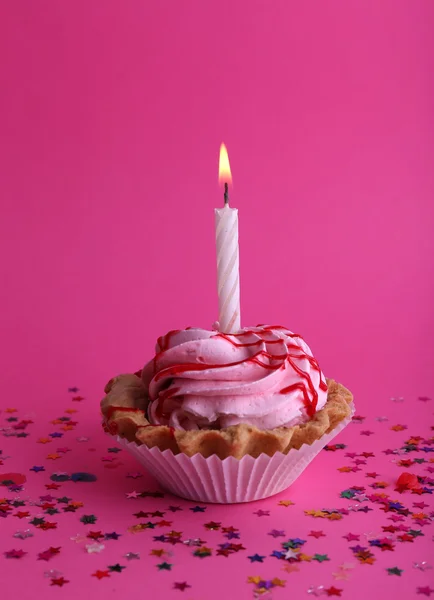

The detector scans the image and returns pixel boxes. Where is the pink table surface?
[1,386,433,600]
[1,1,434,599]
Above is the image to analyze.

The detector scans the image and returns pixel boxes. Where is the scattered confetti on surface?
[0,389,433,599]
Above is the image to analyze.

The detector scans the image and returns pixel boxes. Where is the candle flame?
[218,143,232,186]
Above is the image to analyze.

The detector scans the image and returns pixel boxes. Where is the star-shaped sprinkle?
[387,567,403,576]
[253,510,270,517]
[150,549,167,557]
[156,561,172,570]
[248,554,266,562]
[13,529,33,540]
[86,543,105,553]
[193,546,212,558]
[108,563,126,573]
[92,570,110,579]
[124,552,140,560]
[4,549,26,559]
[204,521,221,530]
[37,547,60,561]
[126,491,140,499]
[282,564,300,574]
[417,587,434,596]
[325,587,342,596]
[103,530,121,540]
[333,569,351,581]
[80,514,97,524]
[173,582,191,591]
[312,553,330,562]
[189,506,206,512]
[50,577,69,586]
[308,585,325,596]
[309,530,325,538]
[268,529,285,538]
[414,562,432,571]
[30,466,45,473]
[343,533,360,541]
[14,511,30,519]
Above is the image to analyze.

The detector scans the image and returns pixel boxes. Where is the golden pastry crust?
[101,375,353,459]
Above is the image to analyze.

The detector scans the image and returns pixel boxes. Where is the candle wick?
[224,182,229,206]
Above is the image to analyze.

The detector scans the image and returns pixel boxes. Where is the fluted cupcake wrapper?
[114,406,354,503]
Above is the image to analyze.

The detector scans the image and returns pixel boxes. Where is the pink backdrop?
[1,1,433,401]
[0,2,433,599]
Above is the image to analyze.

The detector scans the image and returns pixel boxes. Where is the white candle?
[215,144,241,333]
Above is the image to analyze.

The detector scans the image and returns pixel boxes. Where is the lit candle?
[215,143,241,333]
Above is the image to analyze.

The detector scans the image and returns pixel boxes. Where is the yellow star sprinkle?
[278,500,294,506]
[298,553,312,561]
[281,564,300,574]
[150,549,166,557]
[327,513,342,521]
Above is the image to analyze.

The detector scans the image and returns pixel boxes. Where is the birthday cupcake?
[101,325,353,503]
[101,144,353,502]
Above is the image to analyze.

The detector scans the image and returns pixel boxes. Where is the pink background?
[0,2,433,599]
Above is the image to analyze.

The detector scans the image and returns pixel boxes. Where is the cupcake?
[101,325,353,502]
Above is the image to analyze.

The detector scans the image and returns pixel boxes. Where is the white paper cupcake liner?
[113,406,354,504]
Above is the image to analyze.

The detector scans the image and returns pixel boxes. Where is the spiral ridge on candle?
[215,207,241,333]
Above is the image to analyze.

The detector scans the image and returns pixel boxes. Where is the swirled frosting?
[141,325,328,431]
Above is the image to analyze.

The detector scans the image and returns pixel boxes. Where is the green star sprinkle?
[312,554,330,563]
[387,567,403,576]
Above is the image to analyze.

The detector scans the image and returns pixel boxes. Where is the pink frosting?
[142,325,328,431]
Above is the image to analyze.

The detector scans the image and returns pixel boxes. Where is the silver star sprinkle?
[413,562,432,571]
[307,585,325,596]
[353,494,369,502]
[124,552,140,560]
[13,529,33,540]
[183,539,203,547]
[85,543,105,553]
[376,416,388,422]
[44,569,63,578]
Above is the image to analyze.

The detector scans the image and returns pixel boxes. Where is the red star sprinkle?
[308,531,326,538]
[343,533,360,541]
[173,582,191,591]
[325,587,343,596]
[50,577,69,587]
[92,570,110,579]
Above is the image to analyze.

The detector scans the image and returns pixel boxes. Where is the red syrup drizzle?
[149,326,327,424]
